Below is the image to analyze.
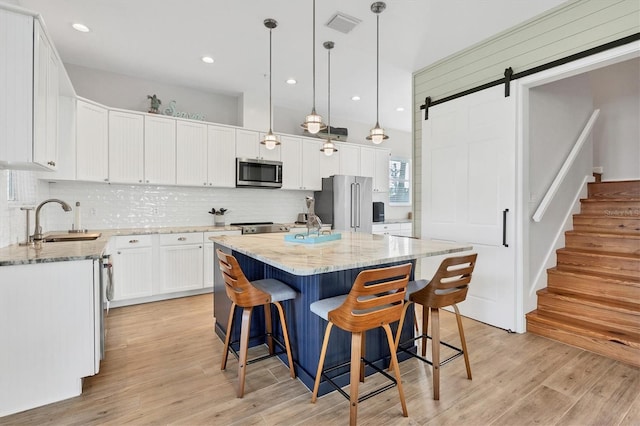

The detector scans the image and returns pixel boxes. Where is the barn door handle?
[502,209,509,247]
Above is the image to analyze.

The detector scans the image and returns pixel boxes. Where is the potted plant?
[208,208,228,226]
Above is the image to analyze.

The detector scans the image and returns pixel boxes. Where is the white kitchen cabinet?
[108,110,144,184]
[372,222,412,236]
[0,260,99,417]
[159,233,204,294]
[338,143,360,176]
[33,20,59,170]
[0,11,58,171]
[319,144,340,178]
[236,129,281,161]
[280,135,321,190]
[76,99,109,182]
[361,147,390,191]
[144,114,176,185]
[203,230,242,288]
[207,125,236,187]
[111,235,154,300]
[176,120,208,186]
[360,147,375,179]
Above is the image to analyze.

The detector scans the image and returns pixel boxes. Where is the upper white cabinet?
[281,136,322,191]
[361,147,390,192]
[0,11,58,171]
[236,129,281,161]
[176,121,208,186]
[338,143,360,176]
[144,114,176,185]
[319,144,340,178]
[207,125,235,187]
[76,99,108,182]
[108,110,144,183]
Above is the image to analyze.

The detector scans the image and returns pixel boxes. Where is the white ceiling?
[17,0,567,132]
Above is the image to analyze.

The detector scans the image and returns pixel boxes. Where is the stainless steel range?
[231,222,290,235]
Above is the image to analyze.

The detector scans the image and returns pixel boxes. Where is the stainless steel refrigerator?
[314,175,373,233]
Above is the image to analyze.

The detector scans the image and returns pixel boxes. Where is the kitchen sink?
[43,232,102,242]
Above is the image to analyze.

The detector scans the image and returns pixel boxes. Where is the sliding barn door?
[421,85,517,331]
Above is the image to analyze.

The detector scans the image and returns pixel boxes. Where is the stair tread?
[557,247,640,259]
[566,230,640,238]
[547,267,640,284]
[526,310,640,342]
[537,288,640,313]
[580,198,640,202]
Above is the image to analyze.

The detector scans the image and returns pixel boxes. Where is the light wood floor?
[2,294,639,425]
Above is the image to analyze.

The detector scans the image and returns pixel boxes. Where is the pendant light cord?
[327,46,331,132]
[312,0,316,111]
[269,26,273,132]
[376,12,380,125]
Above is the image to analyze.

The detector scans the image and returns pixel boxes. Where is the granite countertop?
[0,225,241,266]
[210,231,471,276]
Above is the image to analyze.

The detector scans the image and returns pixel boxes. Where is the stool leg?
[453,304,472,380]
[431,307,440,400]
[383,323,408,417]
[264,303,274,355]
[273,301,296,379]
[221,302,237,370]
[237,307,253,398]
[312,322,334,403]
[422,305,430,357]
[394,301,412,350]
[349,331,362,426]
[360,332,366,383]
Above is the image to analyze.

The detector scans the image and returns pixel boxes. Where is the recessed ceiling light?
[351,95,360,101]
[286,78,297,85]
[72,23,90,33]
[201,56,214,64]
[396,107,405,112]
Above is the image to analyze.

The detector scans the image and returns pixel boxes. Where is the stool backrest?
[410,253,477,308]
[329,263,412,332]
[216,249,271,307]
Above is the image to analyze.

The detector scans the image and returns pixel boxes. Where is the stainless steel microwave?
[236,158,283,188]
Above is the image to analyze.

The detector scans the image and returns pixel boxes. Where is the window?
[389,158,411,206]
[6,170,37,206]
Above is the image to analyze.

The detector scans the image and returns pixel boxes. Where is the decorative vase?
[214,215,225,226]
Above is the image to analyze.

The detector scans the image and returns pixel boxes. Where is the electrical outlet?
[90,208,96,216]
[152,207,159,215]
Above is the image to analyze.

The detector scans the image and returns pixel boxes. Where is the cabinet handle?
[502,209,509,247]
[47,160,56,166]
[139,180,143,183]
[178,237,187,241]
[129,239,139,244]
[146,180,149,183]
[117,251,121,255]
[104,178,109,182]
[203,182,207,186]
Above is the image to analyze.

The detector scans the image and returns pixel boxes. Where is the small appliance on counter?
[296,213,308,224]
[373,202,385,223]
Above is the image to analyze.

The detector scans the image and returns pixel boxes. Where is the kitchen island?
[211,232,472,395]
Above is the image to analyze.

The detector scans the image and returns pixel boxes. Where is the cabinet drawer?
[372,223,401,233]
[204,230,241,240]
[113,234,153,249]
[159,232,203,246]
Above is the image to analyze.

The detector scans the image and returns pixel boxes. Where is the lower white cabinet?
[0,260,99,417]
[372,222,412,237]
[111,235,154,301]
[204,230,242,288]
[159,233,204,293]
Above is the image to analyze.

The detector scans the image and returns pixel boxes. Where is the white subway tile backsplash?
[43,181,313,231]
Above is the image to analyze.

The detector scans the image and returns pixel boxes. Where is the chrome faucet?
[32,199,72,242]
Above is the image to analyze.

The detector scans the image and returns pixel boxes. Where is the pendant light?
[320,41,337,156]
[366,2,388,144]
[301,0,326,134]
[261,18,280,150]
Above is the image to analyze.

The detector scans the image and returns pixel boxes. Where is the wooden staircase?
[526,180,640,367]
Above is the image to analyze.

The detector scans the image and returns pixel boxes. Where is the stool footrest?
[398,334,464,367]
[321,357,398,403]
[227,332,289,365]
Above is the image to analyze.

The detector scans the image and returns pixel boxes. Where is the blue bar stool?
[395,253,477,400]
[216,249,297,398]
[310,263,412,426]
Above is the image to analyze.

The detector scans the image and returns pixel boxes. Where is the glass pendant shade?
[261,19,280,150]
[320,140,337,156]
[301,0,326,134]
[367,122,388,144]
[303,110,324,134]
[262,130,278,150]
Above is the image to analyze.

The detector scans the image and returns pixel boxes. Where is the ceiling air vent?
[325,12,361,34]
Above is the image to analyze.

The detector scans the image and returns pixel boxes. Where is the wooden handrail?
[532,109,600,223]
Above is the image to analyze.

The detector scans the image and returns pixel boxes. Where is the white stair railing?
[532,109,600,222]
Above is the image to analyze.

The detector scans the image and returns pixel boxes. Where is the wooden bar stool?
[310,263,412,426]
[216,249,296,398]
[395,253,477,400]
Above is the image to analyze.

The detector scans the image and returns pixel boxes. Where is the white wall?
[65,64,240,126]
[590,58,640,181]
